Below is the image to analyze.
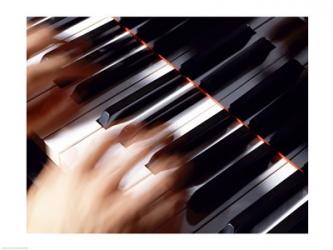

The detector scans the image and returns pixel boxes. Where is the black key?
[154,18,251,58]
[184,126,254,187]
[188,143,274,216]
[220,159,307,233]
[97,70,182,128]
[27,138,48,190]
[189,18,253,51]
[55,35,139,87]
[151,20,195,56]
[268,200,308,233]
[140,88,206,128]
[170,18,254,69]
[136,17,187,42]
[147,110,231,171]
[180,25,255,79]
[229,59,304,120]
[153,18,224,57]
[72,49,158,103]
[249,71,307,137]
[118,17,150,29]
[268,110,308,155]
[200,38,275,94]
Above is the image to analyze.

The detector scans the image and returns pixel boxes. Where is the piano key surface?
[27,16,308,233]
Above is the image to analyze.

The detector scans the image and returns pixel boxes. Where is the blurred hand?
[27,24,95,136]
[27,127,186,233]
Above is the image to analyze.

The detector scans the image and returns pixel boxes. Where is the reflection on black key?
[201,38,275,94]
[220,160,307,233]
[141,89,205,128]
[97,71,181,128]
[136,17,187,42]
[72,49,157,103]
[229,60,304,120]
[180,25,255,79]
[188,143,274,216]
[118,17,150,28]
[185,126,253,187]
[147,110,231,171]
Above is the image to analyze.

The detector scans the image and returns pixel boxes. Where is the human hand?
[27,24,95,136]
[27,127,187,233]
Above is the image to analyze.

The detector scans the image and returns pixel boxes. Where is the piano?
[27,16,308,233]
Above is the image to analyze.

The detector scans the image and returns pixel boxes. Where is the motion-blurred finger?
[27,88,79,137]
[27,26,57,58]
[75,132,120,173]
[27,54,71,97]
[98,130,173,193]
[135,190,186,232]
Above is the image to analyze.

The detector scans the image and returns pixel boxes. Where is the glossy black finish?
[229,60,304,120]
[220,158,307,233]
[180,25,255,79]
[201,38,275,94]
[188,143,274,216]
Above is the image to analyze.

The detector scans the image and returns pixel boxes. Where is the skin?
[27,24,96,136]
[27,24,187,233]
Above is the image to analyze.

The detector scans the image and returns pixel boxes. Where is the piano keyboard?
[27,16,308,233]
